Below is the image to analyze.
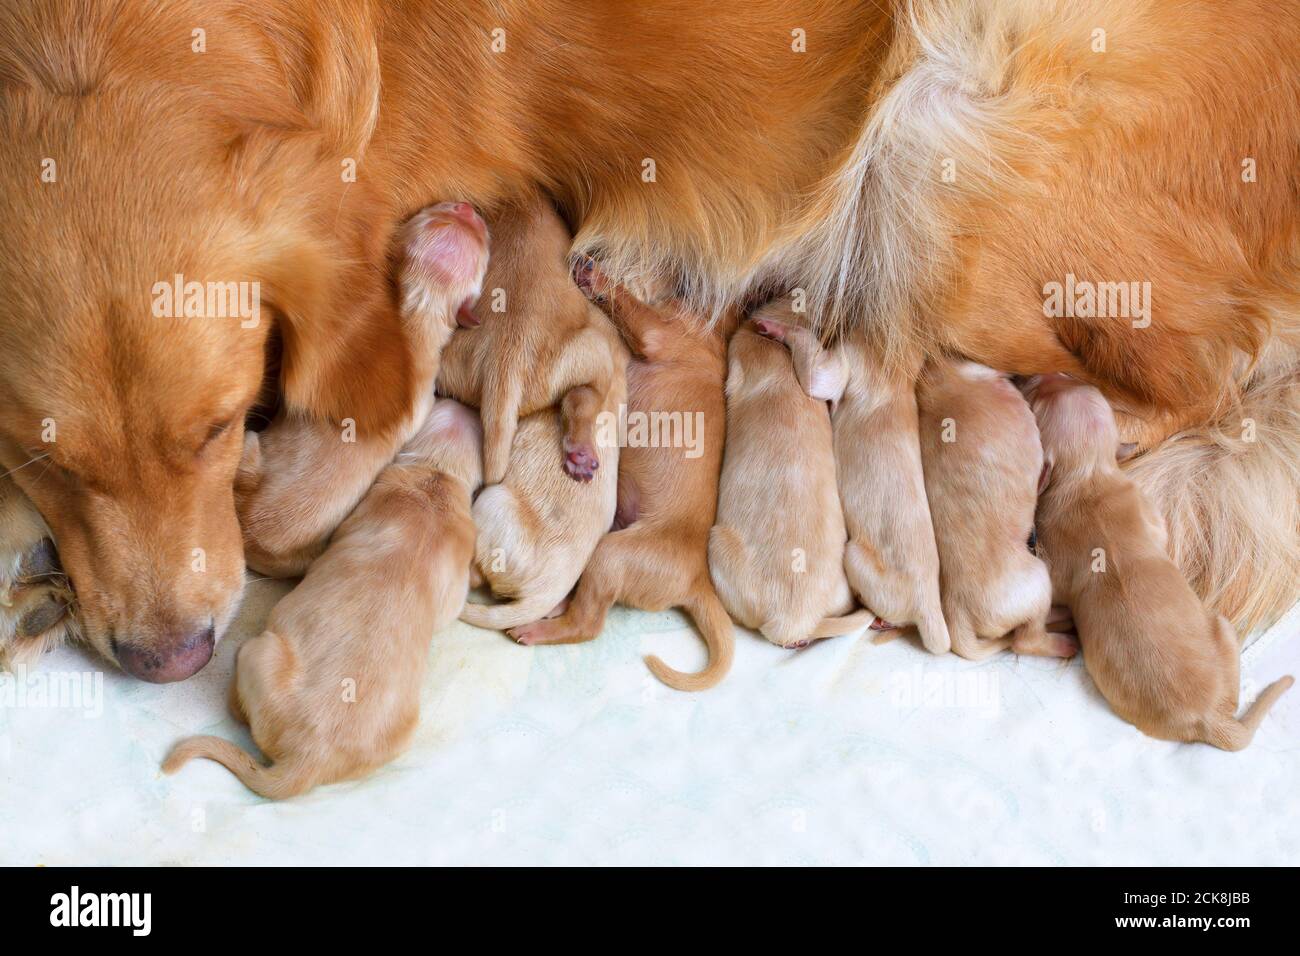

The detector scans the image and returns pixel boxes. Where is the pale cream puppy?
[708,310,873,648]
[460,330,627,630]
[1026,373,1293,749]
[236,202,488,577]
[163,399,483,797]
[753,318,949,655]
[917,358,1066,660]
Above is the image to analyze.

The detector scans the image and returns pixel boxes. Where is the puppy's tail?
[460,592,565,631]
[1203,676,1295,752]
[916,607,953,656]
[162,735,313,800]
[645,584,736,692]
[810,608,877,640]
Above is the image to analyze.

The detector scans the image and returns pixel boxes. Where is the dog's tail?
[810,608,877,641]
[645,584,736,692]
[1126,353,1300,635]
[460,592,565,631]
[915,607,953,656]
[162,735,314,800]
[1203,676,1295,751]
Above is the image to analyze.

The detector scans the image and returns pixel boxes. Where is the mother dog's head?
[0,1,401,680]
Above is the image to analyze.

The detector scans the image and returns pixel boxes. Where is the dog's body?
[917,359,1065,660]
[1026,374,1294,749]
[435,191,625,485]
[461,390,624,632]
[508,281,736,691]
[0,0,1297,674]
[163,399,482,797]
[710,317,872,648]
[756,319,950,655]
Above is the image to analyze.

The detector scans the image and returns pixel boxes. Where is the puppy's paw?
[508,620,554,646]
[0,485,76,668]
[562,441,599,482]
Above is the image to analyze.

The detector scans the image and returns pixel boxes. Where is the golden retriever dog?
[754,318,950,655]
[1026,373,1294,749]
[162,399,482,797]
[0,1,1296,677]
[436,189,627,486]
[236,201,488,578]
[917,359,1069,660]
[507,271,737,692]
[710,313,874,648]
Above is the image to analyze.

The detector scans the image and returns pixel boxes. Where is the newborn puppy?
[236,202,488,576]
[917,359,1065,660]
[508,274,737,691]
[708,308,872,648]
[163,400,483,798]
[436,188,624,485]
[754,318,949,655]
[1027,373,1293,749]
[460,341,626,630]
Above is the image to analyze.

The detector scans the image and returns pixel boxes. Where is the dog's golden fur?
[507,276,737,692]
[1026,374,1293,749]
[0,0,1296,674]
[163,399,483,797]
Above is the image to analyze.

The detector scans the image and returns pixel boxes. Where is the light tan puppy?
[436,190,626,485]
[163,399,483,798]
[754,318,949,655]
[709,310,872,648]
[236,202,489,577]
[507,275,736,691]
[461,353,626,630]
[917,359,1067,661]
[1026,373,1293,749]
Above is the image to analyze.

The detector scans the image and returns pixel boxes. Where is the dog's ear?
[261,247,415,441]
[233,1,381,160]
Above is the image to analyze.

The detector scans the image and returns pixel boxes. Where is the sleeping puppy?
[917,359,1066,661]
[436,189,626,485]
[709,308,873,649]
[753,318,949,655]
[460,345,627,631]
[1026,373,1293,749]
[163,399,483,798]
[507,272,737,691]
[235,202,488,577]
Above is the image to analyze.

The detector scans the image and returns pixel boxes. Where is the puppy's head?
[0,4,388,680]
[1022,374,1124,481]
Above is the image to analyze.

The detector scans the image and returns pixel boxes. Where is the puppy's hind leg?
[560,384,603,482]
[508,532,625,646]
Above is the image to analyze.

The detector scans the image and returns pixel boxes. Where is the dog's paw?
[562,441,599,482]
[0,481,76,667]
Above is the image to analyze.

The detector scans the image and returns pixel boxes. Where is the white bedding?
[2,580,1296,866]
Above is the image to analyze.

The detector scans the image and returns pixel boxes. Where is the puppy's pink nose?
[115,624,215,683]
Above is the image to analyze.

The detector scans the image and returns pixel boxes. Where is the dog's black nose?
[115,623,215,683]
